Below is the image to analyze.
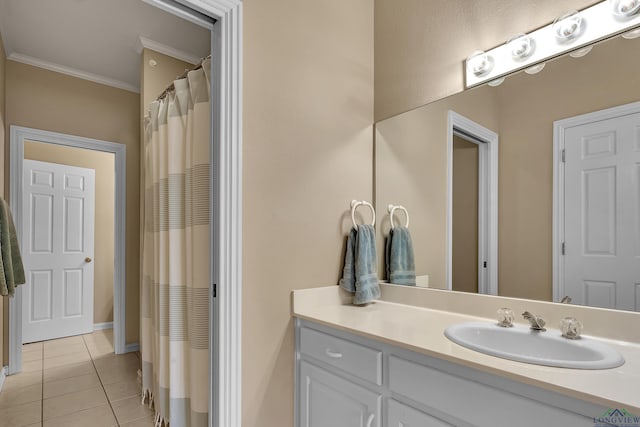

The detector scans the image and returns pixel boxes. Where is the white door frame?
[552,100,640,303]
[446,111,499,295]
[143,2,243,427]
[9,126,127,373]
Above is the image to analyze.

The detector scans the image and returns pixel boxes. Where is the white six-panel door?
[563,112,640,311]
[22,159,95,343]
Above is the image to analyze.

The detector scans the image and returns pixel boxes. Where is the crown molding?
[137,36,201,64]
[7,52,140,93]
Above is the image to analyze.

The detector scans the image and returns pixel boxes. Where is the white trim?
[9,126,127,375]
[552,101,640,303]
[142,0,216,30]
[94,322,114,331]
[137,36,202,64]
[0,366,7,393]
[7,52,140,94]
[125,342,140,353]
[146,2,243,427]
[447,111,499,296]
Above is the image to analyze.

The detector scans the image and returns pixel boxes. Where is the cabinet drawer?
[300,327,382,385]
[388,356,590,427]
[388,399,453,427]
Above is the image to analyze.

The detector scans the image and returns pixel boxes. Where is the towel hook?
[387,204,409,229]
[350,200,375,229]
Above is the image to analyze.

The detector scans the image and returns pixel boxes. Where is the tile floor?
[0,330,155,427]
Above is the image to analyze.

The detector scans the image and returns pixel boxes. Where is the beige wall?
[5,61,140,346]
[242,0,374,425]
[141,48,192,117]
[23,141,115,324]
[375,84,500,287]
[374,0,600,121]
[0,30,6,365]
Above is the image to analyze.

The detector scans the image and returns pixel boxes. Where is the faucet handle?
[522,311,546,331]
[560,317,583,339]
[497,307,515,327]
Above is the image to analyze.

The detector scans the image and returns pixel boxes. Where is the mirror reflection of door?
[452,134,480,293]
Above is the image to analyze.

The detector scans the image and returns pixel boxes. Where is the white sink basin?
[444,322,624,369]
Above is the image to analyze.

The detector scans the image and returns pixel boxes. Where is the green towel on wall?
[0,198,26,296]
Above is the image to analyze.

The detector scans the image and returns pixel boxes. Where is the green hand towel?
[0,198,26,296]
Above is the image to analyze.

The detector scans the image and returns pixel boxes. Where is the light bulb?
[569,46,593,58]
[553,11,584,42]
[467,51,494,77]
[609,0,640,17]
[487,77,505,87]
[524,63,545,75]
[622,27,640,38]
[507,34,535,60]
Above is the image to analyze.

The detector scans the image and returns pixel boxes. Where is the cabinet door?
[388,399,454,427]
[299,361,380,427]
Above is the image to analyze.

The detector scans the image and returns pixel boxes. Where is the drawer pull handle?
[325,348,343,358]
[366,413,375,427]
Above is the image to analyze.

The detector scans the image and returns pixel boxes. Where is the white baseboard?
[125,343,140,353]
[93,322,114,331]
[0,366,7,393]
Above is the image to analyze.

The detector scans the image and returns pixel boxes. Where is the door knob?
[85,257,92,263]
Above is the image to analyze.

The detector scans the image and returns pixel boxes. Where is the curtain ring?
[387,204,410,229]
[350,200,376,229]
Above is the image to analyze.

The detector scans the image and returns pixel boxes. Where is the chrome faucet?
[560,295,572,304]
[522,311,546,331]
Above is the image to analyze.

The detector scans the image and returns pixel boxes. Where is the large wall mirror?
[375,31,640,312]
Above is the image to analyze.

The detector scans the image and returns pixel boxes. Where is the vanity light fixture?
[553,11,585,42]
[466,51,494,76]
[465,1,640,88]
[487,77,505,87]
[609,0,640,17]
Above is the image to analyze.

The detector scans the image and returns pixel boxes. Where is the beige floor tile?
[94,352,139,370]
[86,343,115,358]
[21,359,43,373]
[44,342,88,359]
[103,379,141,402]
[3,370,43,391]
[43,351,91,370]
[23,424,42,427]
[22,342,43,353]
[44,335,85,348]
[111,396,155,425]
[119,415,155,427]
[97,364,140,386]
[43,403,117,427]
[0,400,41,427]
[44,361,95,383]
[0,383,42,408]
[22,350,43,363]
[43,386,108,420]
[43,372,101,399]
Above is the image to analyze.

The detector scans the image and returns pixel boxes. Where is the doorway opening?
[447,111,498,295]
[9,126,127,374]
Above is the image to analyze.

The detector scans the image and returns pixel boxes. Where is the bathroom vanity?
[293,285,640,427]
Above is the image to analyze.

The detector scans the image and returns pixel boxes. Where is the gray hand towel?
[339,224,380,305]
[0,198,26,296]
[385,226,416,286]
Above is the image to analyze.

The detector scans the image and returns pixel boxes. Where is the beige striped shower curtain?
[142,59,211,427]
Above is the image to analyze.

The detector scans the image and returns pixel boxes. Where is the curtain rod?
[155,54,212,102]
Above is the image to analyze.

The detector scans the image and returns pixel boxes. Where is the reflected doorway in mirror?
[447,111,498,295]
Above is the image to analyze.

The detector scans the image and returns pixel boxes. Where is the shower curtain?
[141,58,211,427]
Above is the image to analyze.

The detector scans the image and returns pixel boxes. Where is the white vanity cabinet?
[295,319,610,427]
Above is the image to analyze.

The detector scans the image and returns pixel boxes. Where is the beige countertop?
[292,285,640,413]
